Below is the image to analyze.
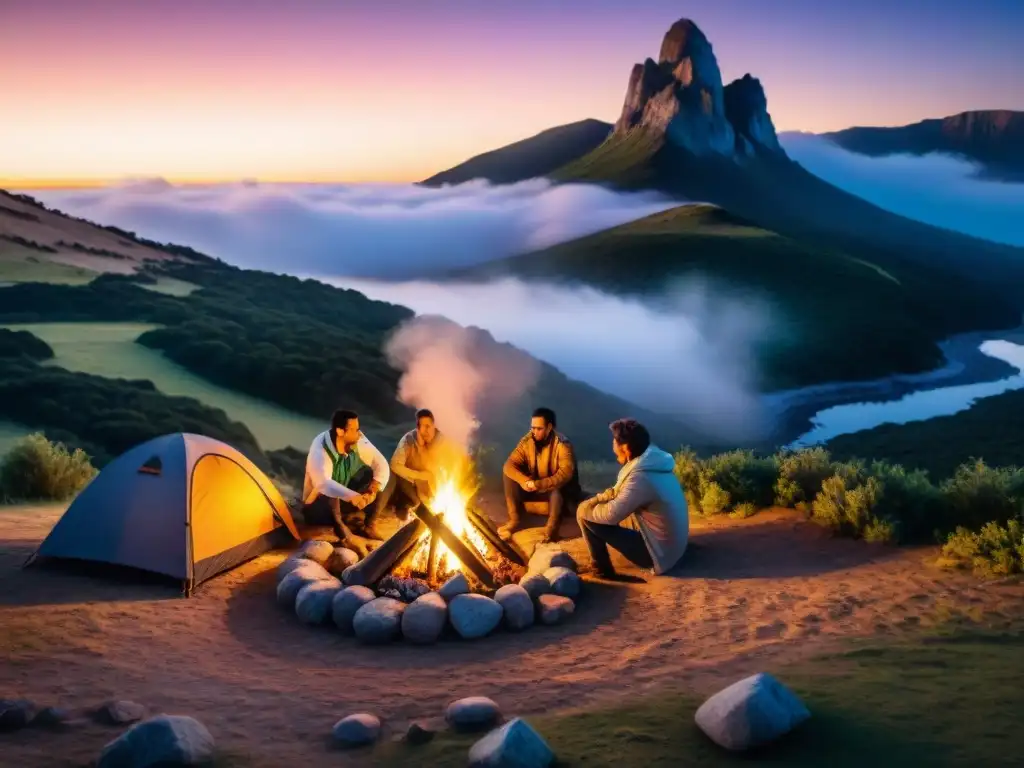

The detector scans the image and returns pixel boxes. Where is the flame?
[405,470,490,582]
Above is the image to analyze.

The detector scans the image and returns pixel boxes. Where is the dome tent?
[25,433,300,595]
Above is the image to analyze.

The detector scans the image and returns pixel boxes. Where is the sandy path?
[2,501,1023,766]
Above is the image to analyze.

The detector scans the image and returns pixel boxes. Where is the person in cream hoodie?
[576,418,689,578]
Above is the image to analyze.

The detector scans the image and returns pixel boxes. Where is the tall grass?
[0,432,97,502]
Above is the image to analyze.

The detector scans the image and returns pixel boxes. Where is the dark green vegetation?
[370,631,1024,768]
[451,203,985,390]
[0,328,53,361]
[672,445,1024,575]
[0,433,97,502]
[824,388,1024,482]
[823,109,1024,182]
[420,119,611,187]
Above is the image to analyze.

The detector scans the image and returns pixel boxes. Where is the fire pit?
[341,476,528,592]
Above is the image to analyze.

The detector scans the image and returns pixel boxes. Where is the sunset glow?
[2,0,1022,186]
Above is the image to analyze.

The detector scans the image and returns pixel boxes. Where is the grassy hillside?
[449,203,971,391]
[420,119,611,186]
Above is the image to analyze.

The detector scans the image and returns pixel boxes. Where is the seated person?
[576,418,689,579]
[378,408,469,515]
[302,408,395,552]
[501,407,582,543]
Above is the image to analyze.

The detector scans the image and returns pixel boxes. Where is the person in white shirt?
[302,409,394,551]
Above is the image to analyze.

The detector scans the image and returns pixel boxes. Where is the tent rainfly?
[26,433,300,595]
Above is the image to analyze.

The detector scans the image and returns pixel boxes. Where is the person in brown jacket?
[500,407,582,543]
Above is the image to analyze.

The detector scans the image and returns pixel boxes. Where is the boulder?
[353,597,406,644]
[543,567,580,599]
[537,595,575,625]
[0,699,36,732]
[446,696,501,732]
[439,572,470,601]
[694,672,810,751]
[519,573,550,601]
[528,543,577,573]
[298,539,335,565]
[494,584,534,631]
[468,717,555,768]
[325,547,360,577]
[402,592,448,644]
[449,594,503,640]
[276,564,334,608]
[404,721,436,745]
[97,715,215,767]
[332,713,381,747]
[96,699,146,725]
[332,585,377,634]
[295,580,342,625]
[276,553,312,581]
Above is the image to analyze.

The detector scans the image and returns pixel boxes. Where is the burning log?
[415,504,496,590]
[343,517,427,587]
[466,506,527,566]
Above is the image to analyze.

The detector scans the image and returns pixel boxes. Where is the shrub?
[811,473,889,540]
[673,448,702,510]
[730,502,758,519]
[0,433,97,502]
[941,519,1024,577]
[699,449,779,509]
[699,481,731,516]
[866,461,946,543]
[774,446,834,506]
[939,461,1024,532]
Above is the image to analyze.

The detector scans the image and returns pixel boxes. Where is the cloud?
[345,276,772,444]
[25,178,679,278]
[779,132,1024,247]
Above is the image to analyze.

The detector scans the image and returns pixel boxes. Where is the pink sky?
[2,0,1021,185]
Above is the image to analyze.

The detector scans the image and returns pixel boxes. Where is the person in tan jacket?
[501,407,582,543]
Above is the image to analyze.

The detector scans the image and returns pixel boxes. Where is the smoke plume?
[383,315,540,449]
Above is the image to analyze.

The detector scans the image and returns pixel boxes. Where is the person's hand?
[368,480,382,496]
[523,480,537,492]
[350,494,369,510]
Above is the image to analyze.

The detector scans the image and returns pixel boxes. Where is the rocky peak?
[614,19,784,161]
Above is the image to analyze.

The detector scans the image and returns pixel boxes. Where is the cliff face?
[614,19,783,160]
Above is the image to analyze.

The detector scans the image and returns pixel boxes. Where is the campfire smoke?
[383,315,541,450]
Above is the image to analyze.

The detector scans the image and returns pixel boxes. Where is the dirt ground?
[2,499,1023,767]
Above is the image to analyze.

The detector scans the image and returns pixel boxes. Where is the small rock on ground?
[528,542,577,573]
[694,672,811,751]
[97,715,215,767]
[96,700,146,725]
[298,539,335,565]
[276,563,334,607]
[404,721,436,745]
[468,717,555,768]
[402,592,448,644]
[332,585,377,634]
[449,594,503,640]
[494,584,534,631]
[332,713,381,747]
[439,572,470,601]
[295,580,342,625]
[537,594,575,625]
[519,573,550,601]
[0,699,36,732]
[325,547,360,576]
[31,706,73,728]
[446,696,502,732]
[276,553,312,581]
[353,597,406,644]
[544,567,581,599]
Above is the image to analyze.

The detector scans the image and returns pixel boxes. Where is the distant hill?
[420,119,611,186]
[822,110,1024,181]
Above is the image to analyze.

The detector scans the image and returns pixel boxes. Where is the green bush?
[0,433,97,502]
[774,446,835,506]
[730,501,758,519]
[699,449,779,509]
[939,461,1024,532]
[942,519,1024,577]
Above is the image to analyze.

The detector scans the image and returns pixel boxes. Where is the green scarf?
[322,435,365,487]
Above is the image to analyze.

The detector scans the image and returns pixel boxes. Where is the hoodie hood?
[617,444,675,486]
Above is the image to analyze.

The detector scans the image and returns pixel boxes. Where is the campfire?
[344,473,527,593]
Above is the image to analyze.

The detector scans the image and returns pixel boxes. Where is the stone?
[31,706,73,728]
[332,585,377,634]
[0,699,36,732]
[543,567,581,599]
[276,563,334,608]
[694,672,811,751]
[295,580,342,625]
[537,594,575,625]
[332,713,381,747]
[378,574,432,602]
[528,543,577,573]
[276,553,312,581]
[402,592,448,645]
[353,597,406,644]
[325,547,360,577]
[404,721,436,745]
[97,715,215,767]
[449,593,503,640]
[298,539,335,565]
[96,699,146,725]
[446,696,501,732]
[519,573,550,601]
[439,572,470,601]
[468,717,555,768]
[494,584,534,631]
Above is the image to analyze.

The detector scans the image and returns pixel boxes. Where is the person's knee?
[502,474,520,498]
